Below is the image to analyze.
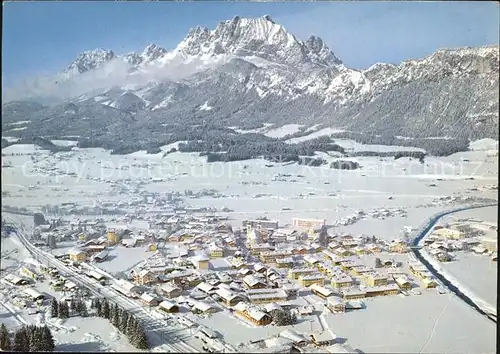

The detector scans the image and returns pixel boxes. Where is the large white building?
[292,218,326,229]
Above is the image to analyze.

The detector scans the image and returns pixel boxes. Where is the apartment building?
[298,274,325,287]
[292,218,326,229]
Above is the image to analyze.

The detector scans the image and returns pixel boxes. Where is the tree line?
[90,297,149,350]
[0,323,55,352]
[51,298,88,319]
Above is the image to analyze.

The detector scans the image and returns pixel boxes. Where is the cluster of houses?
[425,224,498,262]
[408,262,438,289]
[66,229,160,264]
[44,211,443,338]
[107,241,419,328]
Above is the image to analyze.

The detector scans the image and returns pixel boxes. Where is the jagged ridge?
[2,16,499,146]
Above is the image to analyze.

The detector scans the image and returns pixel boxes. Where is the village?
[2,200,497,353]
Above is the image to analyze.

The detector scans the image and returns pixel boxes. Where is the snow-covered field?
[2,144,49,155]
[2,136,20,142]
[469,138,499,152]
[441,251,497,309]
[94,246,155,275]
[264,124,303,138]
[440,205,498,225]
[323,292,496,353]
[434,206,498,312]
[50,140,79,147]
[2,142,498,236]
[0,302,24,330]
[286,127,345,144]
[198,305,323,346]
[332,139,425,153]
[51,317,140,352]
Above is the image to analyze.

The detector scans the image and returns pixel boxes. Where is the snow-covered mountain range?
[2,15,499,143]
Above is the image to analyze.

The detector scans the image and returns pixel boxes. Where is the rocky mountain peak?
[123,52,143,66]
[174,16,341,68]
[305,35,343,67]
[65,48,116,74]
[142,43,168,62]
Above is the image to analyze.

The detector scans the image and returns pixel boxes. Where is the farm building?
[279,329,309,347]
[86,270,106,282]
[365,274,388,287]
[159,300,179,313]
[93,250,109,262]
[309,283,335,299]
[161,283,183,299]
[288,268,317,280]
[63,280,78,292]
[208,245,225,258]
[215,287,246,306]
[196,282,218,295]
[190,254,210,269]
[310,331,336,347]
[298,274,325,287]
[133,269,155,285]
[342,289,367,300]
[247,288,288,304]
[140,293,160,307]
[243,275,267,289]
[3,274,30,286]
[394,276,412,290]
[191,300,218,314]
[116,279,140,294]
[276,257,294,269]
[68,248,87,263]
[23,288,45,301]
[363,284,399,297]
[326,296,346,313]
[351,265,371,276]
[331,274,353,288]
[20,265,39,279]
[234,303,273,326]
[422,277,438,289]
[254,263,267,273]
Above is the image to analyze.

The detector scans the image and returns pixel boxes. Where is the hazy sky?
[2,1,498,84]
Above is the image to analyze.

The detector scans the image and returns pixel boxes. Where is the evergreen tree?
[26,325,36,350]
[125,315,136,338]
[50,298,59,318]
[58,301,69,319]
[41,325,55,352]
[13,327,29,352]
[270,308,297,326]
[75,300,83,316]
[109,303,115,323]
[119,310,129,333]
[112,304,120,327]
[70,299,77,313]
[64,301,70,318]
[0,323,11,351]
[29,326,44,352]
[96,298,102,317]
[134,325,149,350]
[79,300,89,318]
[102,299,110,319]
